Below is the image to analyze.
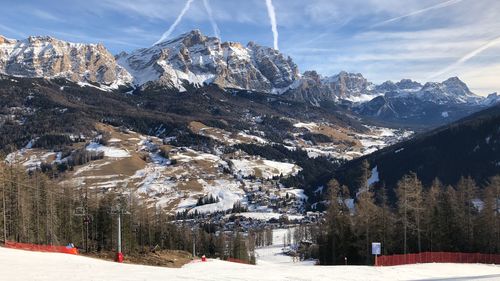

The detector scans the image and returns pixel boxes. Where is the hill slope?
[335,104,500,194]
[1,246,500,281]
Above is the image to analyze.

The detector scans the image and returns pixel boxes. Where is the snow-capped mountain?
[286,71,381,104]
[355,76,500,125]
[116,30,299,92]
[0,35,132,87]
[290,73,487,106]
[373,77,481,104]
[375,79,422,93]
[415,77,479,104]
[0,30,498,125]
[482,92,500,106]
[321,71,376,101]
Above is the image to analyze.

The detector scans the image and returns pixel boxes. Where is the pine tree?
[354,188,381,264]
[422,178,441,252]
[455,176,478,251]
[478,176,500,253]
[396,172,424,254]
[376,185,395,255]
[319,179,355,264]
[435,185,461,251]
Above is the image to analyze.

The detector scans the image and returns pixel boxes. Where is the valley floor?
[1,243,500,281]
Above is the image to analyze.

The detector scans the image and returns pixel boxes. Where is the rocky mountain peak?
[442,76,472,96]
[375,81,397,93]
[0,35,132,87]
[161,29,211,48]
[396,79,422,90]
[482,92,500,106]
[0,35,15,45]
[302,70,321,82]
[320,71,373,99]
[416,77,477,104]
[118,29,299,92]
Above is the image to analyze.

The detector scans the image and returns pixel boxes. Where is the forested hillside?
[334,104,500,198]
[0,164,261,264]
[318,174,500,265]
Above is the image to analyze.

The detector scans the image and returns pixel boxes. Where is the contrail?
[202,0,220,38]
[428,35,500,80]
[154,0,194,45]
[372,0,463,27]
[265,0,279,50]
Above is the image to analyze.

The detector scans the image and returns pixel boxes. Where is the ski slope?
[1,245,500,280]
[255,228,314,266]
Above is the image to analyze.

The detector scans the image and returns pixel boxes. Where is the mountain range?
[0,29,499,127]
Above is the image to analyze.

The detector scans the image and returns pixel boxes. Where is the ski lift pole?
[192,229,196,259]
[117,211,123,262]
[110,202,129,263]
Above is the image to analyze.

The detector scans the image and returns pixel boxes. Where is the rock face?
[355,76,491,125]
[417,77,477,104]
[116,30,299,92]
[482,92,500,106]
[287,71,380,103]
[322,71,374,99]
[0,35,132,86]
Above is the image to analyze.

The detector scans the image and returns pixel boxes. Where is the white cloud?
[265,0,279,50]
[30,9,63,22]
[202,0,221,38]
[371,0,464,27]
[154,0,194,45]
[429,35,500,80]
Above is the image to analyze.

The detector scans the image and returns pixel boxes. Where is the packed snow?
[367,166,379,186]
[1,245,500,281]
[293,122,318,131]
[86,143,130,158]
[180,179,245,214]
[230,158,300,179]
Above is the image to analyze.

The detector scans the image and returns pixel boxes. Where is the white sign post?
[372,242,381,266]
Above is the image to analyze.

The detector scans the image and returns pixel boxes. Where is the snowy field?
[2,243,500,281]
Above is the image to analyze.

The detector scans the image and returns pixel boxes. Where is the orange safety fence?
[377,252,500,266]
[4,241,78,255]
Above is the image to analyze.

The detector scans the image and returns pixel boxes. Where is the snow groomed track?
[2,228,500,281]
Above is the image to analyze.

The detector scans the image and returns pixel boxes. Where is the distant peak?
[0,35,16,44]
[395,79,422,89]
[442,76,470,92]
[27,35,56,42]
[181,29,204,39]
[337,71,363,76]
[399,78,416,83]
[247,41,257,48]
[154,29,217,48]
[443,76,463,84]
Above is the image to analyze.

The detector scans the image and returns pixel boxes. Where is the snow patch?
[367,166,379,186]
[85,143,130,158]
[293,122,318,131]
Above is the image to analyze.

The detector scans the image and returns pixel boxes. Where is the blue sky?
[1,0,499,95]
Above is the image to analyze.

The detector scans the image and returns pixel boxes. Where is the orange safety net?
[377,252,500,266]
[5,241,78,255]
